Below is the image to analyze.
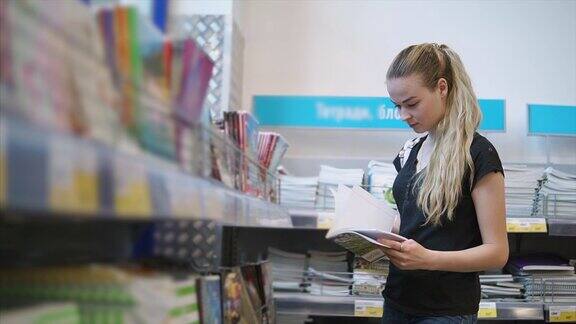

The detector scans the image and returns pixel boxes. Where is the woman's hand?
[378,238,436,271]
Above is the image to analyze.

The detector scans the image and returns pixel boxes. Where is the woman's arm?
[379,171,509,272]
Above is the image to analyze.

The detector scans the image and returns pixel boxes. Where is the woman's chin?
[411,126,427,134]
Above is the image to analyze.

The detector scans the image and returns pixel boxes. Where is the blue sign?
[253,95,505,131]
[528,104,576,136]
[479,99,506,131]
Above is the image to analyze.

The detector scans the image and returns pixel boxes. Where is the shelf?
[289,209,326,229]
[274,292,545,320]
[0,117,292,229]
[288,209,576,235]
[275,292,376,317]
[490,301,544,321]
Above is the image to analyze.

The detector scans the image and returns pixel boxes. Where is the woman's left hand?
[378,238,436,271]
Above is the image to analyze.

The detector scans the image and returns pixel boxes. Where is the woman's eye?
[407,102,418,108]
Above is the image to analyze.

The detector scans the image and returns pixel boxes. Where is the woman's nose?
[399,109,411,121]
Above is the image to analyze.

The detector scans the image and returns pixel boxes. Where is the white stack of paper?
[502,165,544,217]
[268,247,307,292]
[480,284,523,299]
[316,165,364,210]
[479,274,523,299]
[326,185,405,263]
[307,267,353,296]
[279,176,318,210]
[480,274,515,284]
[366,160,397,208]
[539,167,576,218]
[307,250,348,273]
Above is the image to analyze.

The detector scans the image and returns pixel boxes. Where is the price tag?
[354,299,384,317]
[317,212,335,229]
[477,302,497,318]
[74,146,99,213]
[506,218,547,233]
[549,305,576,322]
[114,157,151,217]
[49,141,99,214]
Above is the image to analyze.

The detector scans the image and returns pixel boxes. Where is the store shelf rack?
[0,115,291,229]
[288,209,575,237]
[274,292,545,320]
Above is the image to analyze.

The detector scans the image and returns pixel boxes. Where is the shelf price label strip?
[477,302,497,319]
[354,299,384,318]
[549,306,576,322]
[506,218,547,233]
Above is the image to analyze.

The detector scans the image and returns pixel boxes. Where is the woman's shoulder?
[470,132,499,158]
[469,133,505,186]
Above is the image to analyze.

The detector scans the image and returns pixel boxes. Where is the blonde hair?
[387,43,481,226]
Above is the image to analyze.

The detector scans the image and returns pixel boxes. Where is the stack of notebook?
[279,175,318,210]
[506,254,576,302]
[352,257,389,297]
[2,0,215,165]
[267,247,307,293]
[538,167,576,218]
[479,273,523,299]
[307,267,352,296]
[316,165,364,210]
[365,160,398,208]
[307,250,348,273]
[502,165,544,217]
[223,111,260,194]
[257,131,289,177]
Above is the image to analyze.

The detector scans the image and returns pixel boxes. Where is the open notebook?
[326,185,406,262]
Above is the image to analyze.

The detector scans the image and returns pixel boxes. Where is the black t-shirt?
[383,132,504,316]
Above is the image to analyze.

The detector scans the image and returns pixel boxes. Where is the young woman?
[378,43,509,324]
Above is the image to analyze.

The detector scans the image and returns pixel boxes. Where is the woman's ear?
[437,78,448,98]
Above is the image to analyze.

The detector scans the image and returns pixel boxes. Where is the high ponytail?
[387,43,481,226]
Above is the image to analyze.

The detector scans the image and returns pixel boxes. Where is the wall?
[240,0,576,175]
